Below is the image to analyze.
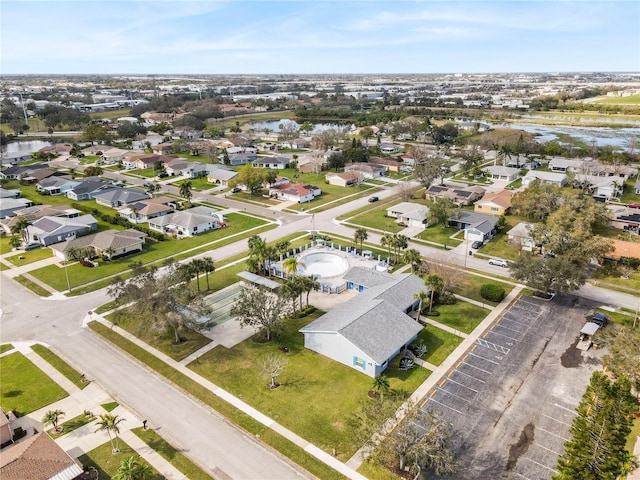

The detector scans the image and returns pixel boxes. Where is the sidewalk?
[88,313,369,480]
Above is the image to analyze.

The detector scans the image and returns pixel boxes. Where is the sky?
[1,0,639,75]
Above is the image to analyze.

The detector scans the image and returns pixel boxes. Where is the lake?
[1,140,53,155]
[248,119,351,134]
[499,123,636,148]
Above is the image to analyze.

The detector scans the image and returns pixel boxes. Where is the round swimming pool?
[299,252,349,278]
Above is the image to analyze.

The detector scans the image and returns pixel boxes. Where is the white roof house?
[574,174,623,200]
[386,202,430,229]
[507,222,536,251]
[522,171,568,188]
[483,165,521,182]
[300,268,424,377]
[149,206,225,237]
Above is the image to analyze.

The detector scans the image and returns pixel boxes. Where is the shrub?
[480,283,506,302]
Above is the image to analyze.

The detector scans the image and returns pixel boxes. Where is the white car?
[488,258,509,267]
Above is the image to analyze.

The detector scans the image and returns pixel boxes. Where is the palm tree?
[283,255,305,278]
[371,374,390,401]
[282,277,302,314]
[392,233,409,264]
[113,456,151,480]
[381,232,394,263]
[414,290,429,323]
[10,218,30,243]
[354,227,368,254]
[95,413,125,454]
[201,257,215,290]
[424,274,444,314]
[42,409,65,432]
[300,275,320,307]
[189,258,205,292]
[403,248,423,274]
[9,235,22,250]
[179,180,193,205]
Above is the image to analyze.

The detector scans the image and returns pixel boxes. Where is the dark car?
[589,312,610,328]
[368,196,379,203]
[231,187,242,193]
[143,182,153,188]
[471,241,483,249]
[157,172,169,179]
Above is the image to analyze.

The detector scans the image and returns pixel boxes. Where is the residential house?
[507,222,536,251]
[1,204,81,235]
[94,188,151,207]
[474,190,513,216]
[81,145,107,156]
[27,214,97,246]
[503,155,531,169]
[398,153,415,165]
[117,196,175,224]
[36,176,80,196]
[634,177,640,195]
[252,156,290,169]
[153,142,174,155]
[448,211,498,244]
[38,144,72,156]
[345,162,386,179]
[281,138,311,149]
[424,185,485,206]
[269,182,321,203]
[522,171,568,188]
[101,147,129,164]
[226,152,257,166]
[609,208,640,235]
[549,158,636,180]
[298,155,328,174]
[299,268,424,377]
[386,202,429,229]
[0,198,34,218]
[123,153,174,170]
[325,171,364,187]
[458,121,491,132]
[602,239,640,262]
[369,157,403,173]
[573,174,623,200]
[0,164,53,182]
[51,228,148,260]
[207,166,238,186]
[65,179,118,201]
[0,432,84,479]
[0,408,12,447]
[164,158,209,178]
[0,188,20,199]
[379,143,401,154]
[149,206,225,237]
[1,153,32,165]
[483,165,521,182]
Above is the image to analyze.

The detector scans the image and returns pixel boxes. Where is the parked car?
[143,182,153,188]
[23,242,41,251]
[157,172,169,179]
[627,203,640,209]
[231,187,242,193]
[488,258,509,267]
[368,196,379,203]
[588,312,610,328]
[471,241,483,249]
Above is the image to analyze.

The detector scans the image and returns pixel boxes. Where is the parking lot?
[419,294,601,479]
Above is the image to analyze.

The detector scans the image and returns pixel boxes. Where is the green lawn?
[14,275,51,297]
[48,412,96,439]
[449,273,514,306]
[0,236,13,255]
[28,212,269,292]
[169,176,211,191]
[426,301,491,335]
[594,308,637,328]
[132,427,214,480]
[101,401,119,412]
[31,344,89,389]
[123,168,159,178]
[593,94,640,105]
[415,226,463,246]
[591,268,640,294]
[0,344,14,354]
[188,311,430,461]
[78,441,163,480]
[6,247,54,266]
[416,325,464,366]
[88,321,347,480]
[0,352,68,415]
[346,204,404,234]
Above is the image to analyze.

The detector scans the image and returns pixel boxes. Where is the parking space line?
[425,396,466,416]
[438,386,472,403]
[553,403,578,415]
[476,338,510,354]
[445,376,479,393]
[532,441,563,456]
[537,426,570,442]
[541,412,573,427]
[521,456,558,473]
[468,351,499,365]
[492,321,527,335]
[484,328,519,342]
[451,368,486,383]
[461,360,493,375]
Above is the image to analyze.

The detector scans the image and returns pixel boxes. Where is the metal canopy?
[237,271,281,290]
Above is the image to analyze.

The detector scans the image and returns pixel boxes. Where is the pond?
[499,123,636,148]
[248,119,351,135]
[1,140,53,155]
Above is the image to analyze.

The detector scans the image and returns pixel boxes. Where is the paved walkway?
[87,313,368,480]
[3,342,188,480]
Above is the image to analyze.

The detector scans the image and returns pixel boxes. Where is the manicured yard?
[415,226,463,246]
[6,247,54,266]
[345,204,405,233]
[170,176,211,191]
[0,352,68,415]
[14,275,51,297]
[123,167,159,178]
[188,311,430,461]
[591,268,640,294]
[132,427,214,480]
[0,344,14,354]
[426,301,490,335]
[101,401,119,412]
[78,441,163,480]
[449,273,514,306]
[28,212,270,292]
[0,236,13,255]
[416,325,464,366]
[31,344,89,389]
[48,412,96,439]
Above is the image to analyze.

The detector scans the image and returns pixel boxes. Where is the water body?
[515,114,640,126]
[499,123,636,148]
[1,140,53,155]
[248,119,351,134]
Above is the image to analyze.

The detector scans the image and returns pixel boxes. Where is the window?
[353,357,366,371]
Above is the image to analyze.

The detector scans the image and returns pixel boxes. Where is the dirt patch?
[506,423,535,471]
[561,343,583,368]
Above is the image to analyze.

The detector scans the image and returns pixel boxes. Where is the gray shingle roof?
[342,266,395,288]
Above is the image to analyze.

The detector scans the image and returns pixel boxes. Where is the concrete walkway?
[87,313,368,480]
[3,342,190,480]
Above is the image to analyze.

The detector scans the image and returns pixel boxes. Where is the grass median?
[31,344,90,389]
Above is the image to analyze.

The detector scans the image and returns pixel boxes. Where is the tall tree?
[201,257,215,291]
[10,218,30,243]
[179,180,193,205]
[414,290,429,323]
[283,255,305,278]
[391,234,409,264]
[95,413,126,454]
[230,285,291,341]
[258,353,288,389]
[601,326,640,392]
[354,227,368,254]
[424,274,444,313]
[428,197,456,228]
[403,249,423,274]
[381,232,394,262]
[229,164,264,195]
